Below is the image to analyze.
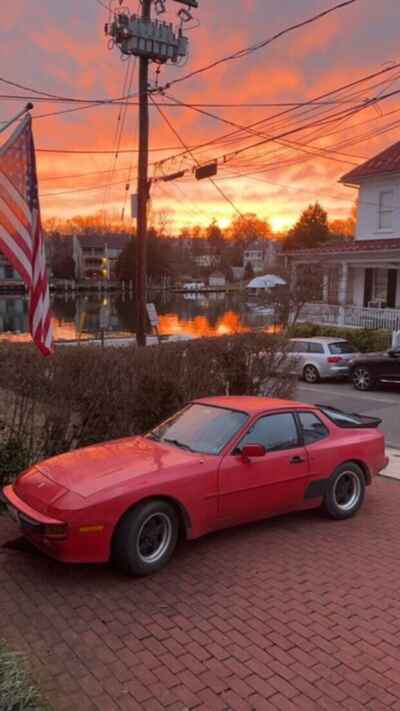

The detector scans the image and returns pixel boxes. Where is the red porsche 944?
[2,397,388,576]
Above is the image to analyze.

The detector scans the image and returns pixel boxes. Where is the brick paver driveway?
[1,476,400,711]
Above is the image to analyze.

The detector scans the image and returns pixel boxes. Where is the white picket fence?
[299,302,400,330]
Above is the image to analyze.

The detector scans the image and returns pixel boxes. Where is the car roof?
[290,337,348,343]
[194,396,314,415]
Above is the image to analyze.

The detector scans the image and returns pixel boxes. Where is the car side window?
[308,343,324,354]
[298,412,329,445]
[290,342,308,353]
[237,413,300,453]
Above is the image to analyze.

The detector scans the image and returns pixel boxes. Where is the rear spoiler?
[315,404,382,429]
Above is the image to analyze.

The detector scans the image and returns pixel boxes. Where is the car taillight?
[44,523,68,540]
[327,356,342,364]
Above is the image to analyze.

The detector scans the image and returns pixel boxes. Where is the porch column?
[322,272,329,303]
[338,263,348,306]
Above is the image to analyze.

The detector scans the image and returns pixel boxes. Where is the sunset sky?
[1,0,400,232]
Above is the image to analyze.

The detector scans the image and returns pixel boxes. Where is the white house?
[208,271,226,288]
[243,240,279,274]
[282,139,400,330]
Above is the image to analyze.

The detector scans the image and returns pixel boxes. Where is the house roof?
[280,238,400,258]
[340,140,400,184]
[77,234,130,250]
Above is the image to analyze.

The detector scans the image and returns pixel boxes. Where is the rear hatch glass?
[328,342,357,355]
[317,405,381,428]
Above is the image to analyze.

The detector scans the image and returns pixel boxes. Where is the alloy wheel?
[353,367,372,391]
[332,470,362,512]
[304,365,319,384]
[136,512,172,564]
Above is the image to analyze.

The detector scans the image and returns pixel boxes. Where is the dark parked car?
[350,347,400,391]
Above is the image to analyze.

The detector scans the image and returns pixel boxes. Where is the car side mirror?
[241,443,266,459]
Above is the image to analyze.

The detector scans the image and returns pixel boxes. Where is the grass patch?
[0,641,47,711]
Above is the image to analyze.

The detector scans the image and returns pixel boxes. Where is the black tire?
[113,499,179,576]
[303,364,320,384]
[323,463,365,520]
[352,366,375,391]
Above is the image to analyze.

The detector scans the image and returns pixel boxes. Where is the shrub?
[0,333,295,479]
[0,640,46,711]
[289,323,392,353]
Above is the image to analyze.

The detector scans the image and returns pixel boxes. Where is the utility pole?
[105,1,198,346]
[136,0,151,347]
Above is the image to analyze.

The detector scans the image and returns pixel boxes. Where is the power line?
[154,0,359,93]
[152,62,400,170]
[151,96,243,217]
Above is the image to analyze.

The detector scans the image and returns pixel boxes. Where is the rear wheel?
[323,463,365,520]
[113,499,179,576]
[352,366,375,391]
[303,364,320,384]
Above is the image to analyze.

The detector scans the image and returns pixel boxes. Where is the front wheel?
[352,366,375,391]
[113,499,179,576]
[303,364,320,384]
[323,463,365,520]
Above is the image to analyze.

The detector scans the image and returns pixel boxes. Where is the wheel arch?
[303,362,320,381]
[329,458,371,486]
[111,494,192,553]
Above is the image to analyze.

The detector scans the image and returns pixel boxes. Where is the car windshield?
[328,341,357,354]
[147,404,249,455]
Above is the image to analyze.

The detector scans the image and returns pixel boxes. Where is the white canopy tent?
[247,274,286,290]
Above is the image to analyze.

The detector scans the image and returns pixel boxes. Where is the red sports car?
[1,396,388,576]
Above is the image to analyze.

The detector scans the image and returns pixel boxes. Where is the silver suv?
[288,337,359,383]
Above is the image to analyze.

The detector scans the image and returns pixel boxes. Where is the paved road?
[296,381,400,448]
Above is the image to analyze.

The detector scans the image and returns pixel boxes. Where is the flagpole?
[0,103,34,135]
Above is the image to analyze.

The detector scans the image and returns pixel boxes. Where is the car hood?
[34,436,200,498]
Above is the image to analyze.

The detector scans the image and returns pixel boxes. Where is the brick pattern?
[1,477,400,710]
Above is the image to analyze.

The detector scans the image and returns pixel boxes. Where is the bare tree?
[267,265,324,327]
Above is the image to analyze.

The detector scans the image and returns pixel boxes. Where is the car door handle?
[290,456,305,464]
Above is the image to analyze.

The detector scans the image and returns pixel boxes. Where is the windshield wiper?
[163,438,195,452]
[147,432,161,441]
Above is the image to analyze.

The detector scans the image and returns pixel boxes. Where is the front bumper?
[1,486,110,564]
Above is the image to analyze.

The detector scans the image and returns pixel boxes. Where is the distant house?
[243,240,278,274]
[194,254,221,269]
[73,234,130,280]
[281,138,400,329]
[0,253,24,291]
[209,271,226,288]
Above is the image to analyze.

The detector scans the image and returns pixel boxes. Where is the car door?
[380,351,400,382]
[218,411,310,526]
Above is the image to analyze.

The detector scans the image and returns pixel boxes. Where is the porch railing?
[298,302,400,330]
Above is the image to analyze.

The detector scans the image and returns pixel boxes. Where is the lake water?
[0,291,278,343]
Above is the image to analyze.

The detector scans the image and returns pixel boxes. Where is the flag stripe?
[0,116,52,355]
[0,171,31,224]
[0,180,32,236]
[0,199,32,260]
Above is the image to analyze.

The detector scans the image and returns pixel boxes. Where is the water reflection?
[0,291,278,342]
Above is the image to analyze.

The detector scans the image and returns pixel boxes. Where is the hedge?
[289,323,392,353]
[0,333,295,483]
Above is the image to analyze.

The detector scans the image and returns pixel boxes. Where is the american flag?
[0,114,52,355]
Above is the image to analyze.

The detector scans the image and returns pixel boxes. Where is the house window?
[372,268,388,302]
[378,190,394,230]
